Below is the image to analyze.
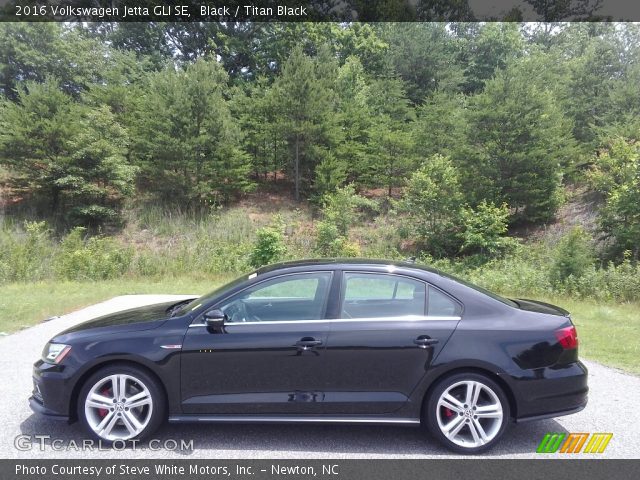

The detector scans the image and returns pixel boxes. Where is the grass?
[0,276,228,334]
[0,278,638,376]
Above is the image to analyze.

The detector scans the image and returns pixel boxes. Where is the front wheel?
[78,365,166,442]
[425,373,510,454]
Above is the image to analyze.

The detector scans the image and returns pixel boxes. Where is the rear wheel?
[426,372,510,454]
[78,365,165,442]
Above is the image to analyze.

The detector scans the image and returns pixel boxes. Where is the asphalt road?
[1,295,638,459]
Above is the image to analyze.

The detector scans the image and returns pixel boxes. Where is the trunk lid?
[511,298,571,317]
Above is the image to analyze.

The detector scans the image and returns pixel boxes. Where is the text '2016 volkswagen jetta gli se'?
[30,259,588,453]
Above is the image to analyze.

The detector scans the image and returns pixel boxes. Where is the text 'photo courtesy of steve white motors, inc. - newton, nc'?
[14,462,336,477]
[14,4,309,19]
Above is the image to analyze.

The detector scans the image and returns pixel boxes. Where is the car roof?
[253,259,516,314]
[255,258,444,276]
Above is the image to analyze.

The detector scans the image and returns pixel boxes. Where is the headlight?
[43,343,72,364]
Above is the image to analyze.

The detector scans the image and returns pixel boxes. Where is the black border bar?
[2,1,640,22]
[3,459,639,480]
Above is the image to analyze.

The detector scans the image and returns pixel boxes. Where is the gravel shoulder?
[1,295,638,459]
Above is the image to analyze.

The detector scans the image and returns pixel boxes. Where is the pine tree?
[363,70,415,196]
[465,57,576,223]
[0,79,135,226]
[131,59,253,207]
[272,45,339,200]
[333,56,373,188]
[414,91,467,160]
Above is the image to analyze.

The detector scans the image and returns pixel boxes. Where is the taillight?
[555,326,578,349]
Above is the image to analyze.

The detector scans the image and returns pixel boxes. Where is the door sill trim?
[168,414,420,425]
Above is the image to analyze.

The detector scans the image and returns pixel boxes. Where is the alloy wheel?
[435,380,503,449]
[84,374,153,441]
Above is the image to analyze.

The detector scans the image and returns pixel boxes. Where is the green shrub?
[458,202,518,256]
[560,254,640,302]
[321,184,377,236]
[398,155,464,257]
[0,205,637,305]
[249,216,287,268]
[54,227,133,280]
[198,241,252,274]
[549,227,594,287]
[600,255,640,302]
[313,184,371,258]
[314,220,361,257]
[358,216,404,259]
[0,221,55,282]
[340,240,361,257]
[315,221,343,257]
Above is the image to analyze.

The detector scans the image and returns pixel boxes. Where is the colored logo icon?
[537,433,613,454]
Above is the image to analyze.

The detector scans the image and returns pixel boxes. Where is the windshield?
[173,271,257,317]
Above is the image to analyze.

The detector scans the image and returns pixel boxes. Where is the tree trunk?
[294,135,300,201]
[51,186,60,216]
[273,133,278,181]
[263,137,268,181]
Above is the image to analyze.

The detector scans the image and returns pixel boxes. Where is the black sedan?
[29,259,588,453]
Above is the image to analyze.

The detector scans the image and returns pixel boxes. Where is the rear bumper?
[514,401,587,423]
[502,360,589,421]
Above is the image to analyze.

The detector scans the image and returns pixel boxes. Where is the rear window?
[435,271,518,308]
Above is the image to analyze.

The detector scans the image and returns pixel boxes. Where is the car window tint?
[247,278,319,300]
[221,273,332,322]
[428,287,460,316]
[341,273,426,319]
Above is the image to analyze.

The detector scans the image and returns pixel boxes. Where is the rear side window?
[428,287,462,316]
[340,273,426,319]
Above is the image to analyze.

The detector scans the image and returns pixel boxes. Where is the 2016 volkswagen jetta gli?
[29,259,588,453]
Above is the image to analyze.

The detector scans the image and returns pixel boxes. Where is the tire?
[77,364,166,443]
[425,372,510,454]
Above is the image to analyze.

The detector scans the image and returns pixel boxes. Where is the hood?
[54,300,186,340]
[512,298,570,317]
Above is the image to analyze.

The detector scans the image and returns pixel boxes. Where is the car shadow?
[19,414,568,457]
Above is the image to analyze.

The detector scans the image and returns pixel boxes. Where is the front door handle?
[414,336,439,349]
[296,337,323,350]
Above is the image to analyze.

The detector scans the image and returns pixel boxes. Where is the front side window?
[219,272,332,323]
[340,273,426,319]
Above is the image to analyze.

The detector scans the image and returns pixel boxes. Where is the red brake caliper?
[443,407,454,418]
[98,387,111,418]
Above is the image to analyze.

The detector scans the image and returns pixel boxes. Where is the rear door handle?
[296,338,323,350]
[414,336,439,348]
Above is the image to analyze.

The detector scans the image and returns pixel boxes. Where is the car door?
[180,272,334,414]
[322,272,462,414]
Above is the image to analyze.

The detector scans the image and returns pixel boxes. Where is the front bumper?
[28,395,69,421]
[30,359,75,422]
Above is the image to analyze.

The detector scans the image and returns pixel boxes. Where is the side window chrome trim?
[187,316,461,327]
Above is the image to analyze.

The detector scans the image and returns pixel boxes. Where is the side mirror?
[203,309,226,328]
